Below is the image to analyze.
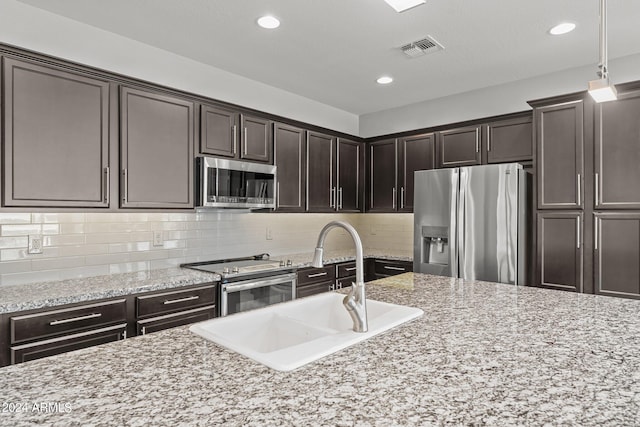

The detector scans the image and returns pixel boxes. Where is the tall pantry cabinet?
[531,83,640,299]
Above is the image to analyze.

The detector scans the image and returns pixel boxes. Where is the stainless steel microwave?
[196,157,276,209]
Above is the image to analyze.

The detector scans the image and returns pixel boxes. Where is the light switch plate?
[28,234,43,254]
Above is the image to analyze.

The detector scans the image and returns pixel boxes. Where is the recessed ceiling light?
[376,76,393,85]
[384,0,426,13]
[257,15,280,29]
[549,22,576,35]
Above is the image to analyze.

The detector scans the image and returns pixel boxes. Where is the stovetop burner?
[181,254,294,279]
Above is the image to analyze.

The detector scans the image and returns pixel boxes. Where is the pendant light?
[588,0,617,102]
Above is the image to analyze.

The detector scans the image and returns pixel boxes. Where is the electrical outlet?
[266,227,273,240]
[28,234,43,254]
[153,230,163,247]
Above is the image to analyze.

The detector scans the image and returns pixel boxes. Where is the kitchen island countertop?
[1,273,639,426]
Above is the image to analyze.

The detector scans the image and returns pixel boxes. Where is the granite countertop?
[2,273,639,426]
[0,268,220,314]
[0,250,411,315]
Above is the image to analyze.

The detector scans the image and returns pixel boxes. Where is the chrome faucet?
[312,221,368,333]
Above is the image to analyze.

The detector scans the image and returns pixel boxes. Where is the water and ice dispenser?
[417,226,451,276]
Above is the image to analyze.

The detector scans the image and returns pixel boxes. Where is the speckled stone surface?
[276,249,413,268]
[2,273,639,426]
[0,268,220,314]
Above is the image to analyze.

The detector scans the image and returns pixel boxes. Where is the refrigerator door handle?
[456,169,465,279]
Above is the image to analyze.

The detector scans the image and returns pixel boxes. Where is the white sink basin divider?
[189,292,424,371]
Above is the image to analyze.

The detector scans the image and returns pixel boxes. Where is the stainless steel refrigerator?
[413,163,531,285]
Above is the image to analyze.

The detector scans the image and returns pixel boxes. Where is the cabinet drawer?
[297,266,336,286]
[11,324,126,365]
[336,275,355,290]
[136,285,216,319]
[137,305,216,335]
[297,281,333,298]
[10,299,127,344]
[374,260,412,277]
[336,262,357,278]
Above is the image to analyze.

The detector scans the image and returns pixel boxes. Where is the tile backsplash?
[0,212,413,287]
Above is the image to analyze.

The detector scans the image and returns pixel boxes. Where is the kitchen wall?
[0,212,414,287]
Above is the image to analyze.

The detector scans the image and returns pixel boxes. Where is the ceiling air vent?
[400,36,444,58]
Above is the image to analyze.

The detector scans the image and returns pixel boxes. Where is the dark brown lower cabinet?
[333,261,357,290]
[594,213,640,299]
[537,212,583,292]
[296,265,335,298]
[373,259,413,280]
[137,306,216,335]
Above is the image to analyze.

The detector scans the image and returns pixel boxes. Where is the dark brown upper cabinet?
[120,87,194,209]
[398,133,436,212]
[594,90,640,209]
[368,139,398,212]
[274,123,306,212]
[485,116,533,164]
[306,132,363,212]
[535,100,585,210]
[2,57,111,208]
[437,125,482,168]
[537,211,583,292]
[199,105,272,164]
[594,213,640,299]
[200,104,239,158]
[240,115,273,164]
[336,139,364,212]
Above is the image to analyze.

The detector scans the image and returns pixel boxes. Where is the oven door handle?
[223,275,296,293]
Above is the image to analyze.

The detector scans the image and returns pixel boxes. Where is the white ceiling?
[17,0,640,116]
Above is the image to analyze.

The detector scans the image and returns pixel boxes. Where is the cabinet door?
[536,101,584,209]
[336,139,363,212]
[438,125,482,167]
[398,133,435,212]
[594,214,640,298]
[274,123,306,212]
[306,131,336,212]
[241,115,272,163]
[595,91,640,209]
[486,116,532,163]
[120,87,194,208]
[200,104,239,158]
[537,212,583,292]
[368,139,398,212]
[2,57,110,207]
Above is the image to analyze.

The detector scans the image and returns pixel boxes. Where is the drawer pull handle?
[307,272,328,278]
[344,267,357,272]
[163,295,200,305]
[49,312,102,326]
[383,266,406,271]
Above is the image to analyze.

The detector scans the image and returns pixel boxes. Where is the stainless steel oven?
[181,254,296,317]
[220,272,296,316]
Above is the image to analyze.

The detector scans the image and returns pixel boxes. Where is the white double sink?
[189,292,423,371]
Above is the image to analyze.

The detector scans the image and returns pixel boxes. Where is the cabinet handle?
[338,187,343,210]
[141,326,146,336]
[475,137,479,153]
[344,267,357,272]
[400,186,405,209]
[392,187,397,209]
[487,135,491,152]
[329,187,335,208]
[594,218,599,251]
[384,266,406,271]
[243,127,248,155]
[307,272,328,278]
[577,174,581,206]
[104,167,110,204]
[595,172,599,206]
[232,125,237,154]
[576,216,581,249]
[276,182,280,208]
[163,295,200,305]
[122,329,127,340]
[122,169,128,204]
[49,312,102,326]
